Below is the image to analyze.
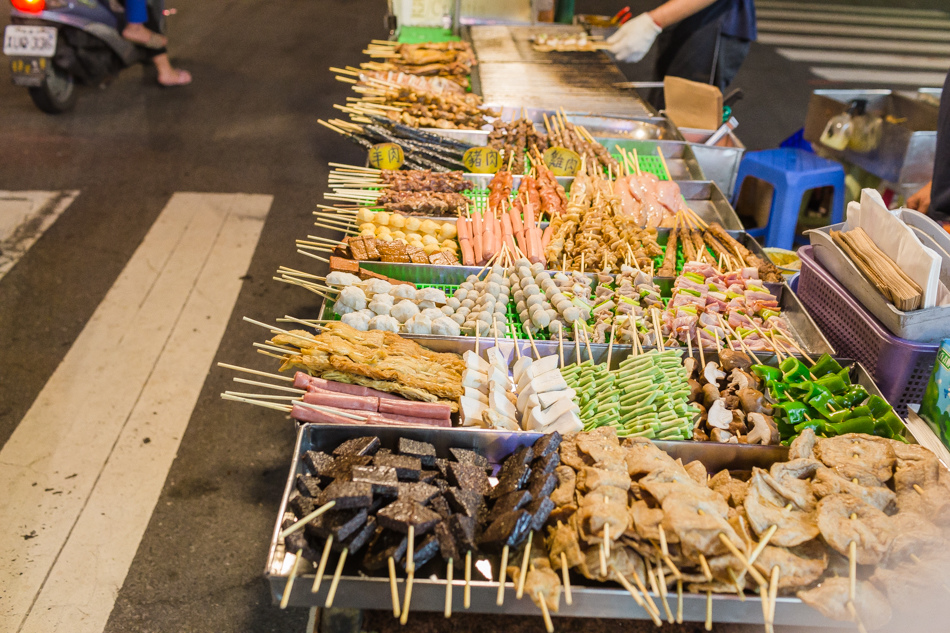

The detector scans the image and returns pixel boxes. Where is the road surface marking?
[0,190,78,281]
[758,33,950,56]
[808,67,949,87]
[776,48,950,71]
[758,9,950,29]
[755,1,947,18]
[0,192,272,633]
[758,20,950,42]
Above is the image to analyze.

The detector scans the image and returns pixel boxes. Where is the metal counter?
[468,24,655,118]
[803,89,938,199]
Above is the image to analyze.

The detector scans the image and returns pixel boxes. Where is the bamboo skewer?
[325,548,348,607]
[280,552,304,609]
[400,525,416,625]
[388,557,401,617]
[444,557,454,618]
[497,545,510,605]
[516,532,533,599]
[313,536,333,595]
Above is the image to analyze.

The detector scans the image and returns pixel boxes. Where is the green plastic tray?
[396,27,460,44]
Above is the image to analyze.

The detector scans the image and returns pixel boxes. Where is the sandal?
[122,26,167,50]
[158,69,192,87]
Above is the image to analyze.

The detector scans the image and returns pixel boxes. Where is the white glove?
[606,12,662,63]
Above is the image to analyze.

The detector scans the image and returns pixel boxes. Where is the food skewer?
[388,557,401,618]
[279,552,304,609]
[516,531,533,599]
[400,525,416,625]
[497,544,510,605]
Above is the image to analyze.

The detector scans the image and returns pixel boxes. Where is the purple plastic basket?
[797,246,938,416]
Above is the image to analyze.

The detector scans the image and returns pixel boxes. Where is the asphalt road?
[0,1,947,632]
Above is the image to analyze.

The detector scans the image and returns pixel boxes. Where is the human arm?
[907,181,932,215]
[607,0,721,62]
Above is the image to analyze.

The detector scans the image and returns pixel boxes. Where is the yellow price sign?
[543,146,582,177]
[368,143,404,170]
[462,146,501,174]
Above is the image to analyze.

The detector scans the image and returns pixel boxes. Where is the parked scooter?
[3,0,166,113]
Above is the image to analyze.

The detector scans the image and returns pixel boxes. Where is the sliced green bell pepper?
[780,357,812,383]
[766,379,790,401]
[752,364,782,383]
[773,401,810,425]
[837,385,869,409]
[877,410,905,437]
[815,373,848,395]
[866,395,892,419]
[809,354,843,378]
[829,416,875,435]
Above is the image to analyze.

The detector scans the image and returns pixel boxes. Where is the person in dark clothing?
[606,0,756,109]
[907,71,950,218]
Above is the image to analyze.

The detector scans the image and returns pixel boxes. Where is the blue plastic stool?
[732,148,845,250]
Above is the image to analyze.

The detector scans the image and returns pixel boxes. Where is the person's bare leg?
[153,53,192,86]
[122,23,167,48]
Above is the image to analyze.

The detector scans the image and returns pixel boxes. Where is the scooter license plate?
[3,25,57,57]
[9,56,47,87]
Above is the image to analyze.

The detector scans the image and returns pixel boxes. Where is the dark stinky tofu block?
[531,432,562,460]
[434,521,460,562]
[376,499,441,535]
[433,478,449,494]
[490,459,531,499]
[527,471,558,501]
[449,447,491,472]
[289,494,316,520]
[305,507,369,542]
[399,533,439,572]
[376,448,393,457]
[397,481,440,505]
[363,527,408,571]
[478,510,532,552]
[526,497,555,532]
[435,458,450,478]
[419,470,441,484]
[445,488,484,518]
[531,451,560,478]
[333,436,381,457]
[303,450,335,477]
[429,494,452,520]
[326,454,373,480]
[317,480,373,510]
[333,516,376,554]
[448,462,491,495]
[448,514,478,553]
[493,490,533,515]
[352,465,399,496]
[371,495,389,514]
[374,453,422,481]
[508,445,534,466]
[295,474,322,498]
[398,438,437,467]
[284,532,318,562]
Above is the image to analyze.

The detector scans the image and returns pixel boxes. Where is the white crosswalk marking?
[758,9,950,29]
[756,0,947,18]
[0,193,271,633]
[755,2,950,86]
[776,48,950,71]
[759,34,950,56]
[0,190,78,281]
[809,68,949,87]
[758,20,950,42]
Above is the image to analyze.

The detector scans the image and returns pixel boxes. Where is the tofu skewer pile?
[459,339,581,434]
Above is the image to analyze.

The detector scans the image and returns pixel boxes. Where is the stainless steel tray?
[314,258,833,357]
[422,112,680,147]
[677,127,746,199]
[803,89,937,199]
[359,180,739,228]
[807,217,950,343]
[264,422,888,625]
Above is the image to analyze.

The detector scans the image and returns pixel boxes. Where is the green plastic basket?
[396,27,460,44]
